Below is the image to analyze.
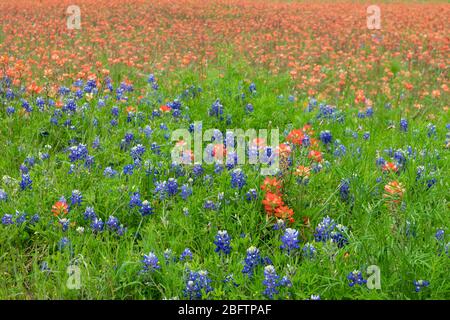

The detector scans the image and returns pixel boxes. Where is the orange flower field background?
[0,0,448,103]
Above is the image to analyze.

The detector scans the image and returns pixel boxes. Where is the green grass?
[0,59,449,300]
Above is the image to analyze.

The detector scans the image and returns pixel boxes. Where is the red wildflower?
[308,150,323,163]
[274,206,295,223]
[160,105,171,112]
[286,129,305,145]
[382,162,398,173]
[51,201,68,217]
[262,192,284,214]
[261,177,282,195]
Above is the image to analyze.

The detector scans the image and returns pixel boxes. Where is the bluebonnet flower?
[39,152,50,161]
[14,211,26,225]
[58,86,70,96]
[155,181,168,199]
[214,230,232,255]
[103,166,117,177]
[363,132,370,140]
[92,136,100,149]
[427,178,436,189]
[376,156,386,167]
[24,156,35,168]
[62,99,77,113]
[151,142,160,155]
[319,130,332,144]
[0,189,7,202]
[301,134,310,147]
[68,144,88,162]
[97,99,105,108]
[435,229,445,241]
[59,218,70,232]
[20,164,29,174]
[245,103,254,113]
[180,248,193,262]
[309,295,321,300]
[20,174,32,191]
[30,214,40,224]
[116,225,126,236]
[330,224,349,247]
[314,216,349,248]
[167,178,178,196]
[36,97,45,110]
[111,106,119,117]
[413,280,430,292]
[245,189,257,201]
[183,207,189,216]
[314,216,335,242]
[242,246,262,277]
[6,106,15,115]
[142,252,161,272]
[249,83,256,94]
[427,123,436,137]
[2,214,13,225]
[58,237,70,251]
[184,270,213,300]
[124,132,134,144]
[84,156,94,169]
[280,276,292,287]
[230,169,246,190]
[163,249,175,264]
[70,190,83,207]
[214,163,224,174]
[416,166,425,180]
[140,200,154,216]
[123,164,134,175]
[192,164,204,177]
[130,144,146,161]
[6,91,14,101]
[129,192,142,209]
[204,200,217,211]
[280,228,300,254]
[334,143,347,158]
[273,219,286,231]
[143,125,153,137]
[209,99,224,120]
[347,270,367,287]
[106,216,119,230]
[180,184,192,200]
[263,265,280,299]
[223,274,239,287]
[22,99,32,113]
[91,218,104,233]
[302,243,317,259]
[394,150,406,166]
[400,118,408,131]
[339,179,350,202]
[83,207,96,220]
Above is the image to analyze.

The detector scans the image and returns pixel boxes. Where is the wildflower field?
[0,0,449,300]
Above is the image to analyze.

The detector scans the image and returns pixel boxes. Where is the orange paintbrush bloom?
[286,129,305,145]
[308,150,323,163]
[382,162,399,173]
[383,181,405,204]
[262,192,284,214]
[274,206,295,223]
[261,177,282,195]
[160,105,171,112]
[294,165,311,178]
[51,201,69,217]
